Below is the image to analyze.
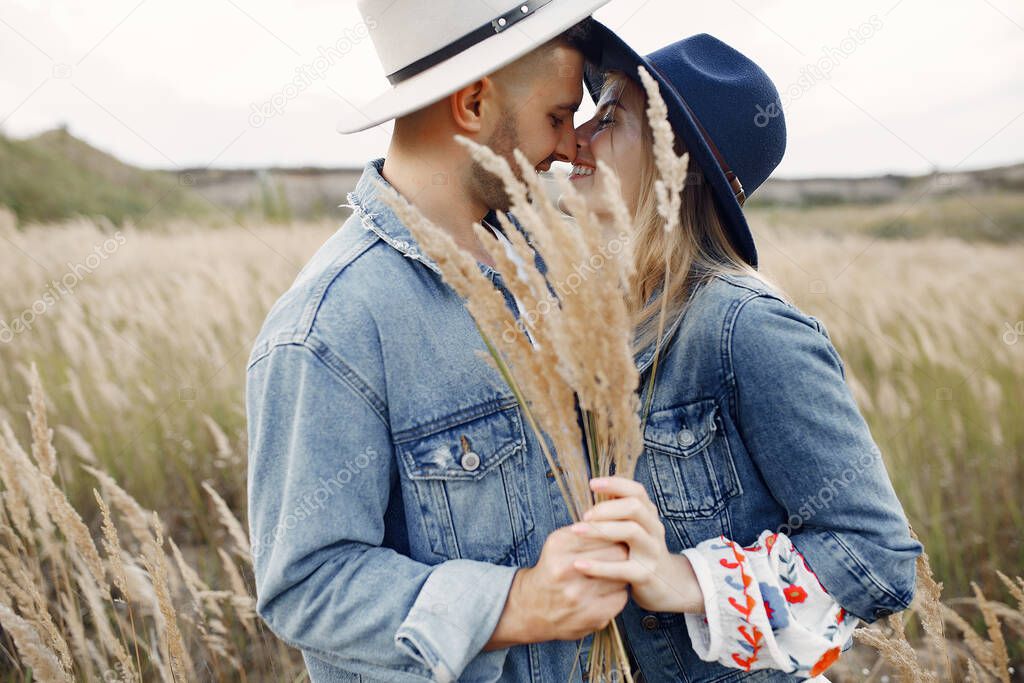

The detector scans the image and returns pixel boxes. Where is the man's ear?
[449,76,496,134]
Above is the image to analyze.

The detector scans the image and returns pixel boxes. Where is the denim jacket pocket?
[394,402,534,565]
[643,398,741,521]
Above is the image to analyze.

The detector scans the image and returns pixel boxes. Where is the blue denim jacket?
[246,159,921,682]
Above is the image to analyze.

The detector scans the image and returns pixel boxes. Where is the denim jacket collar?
[345,158,445,277]
[633,313,684,376]
[345,157,678,375]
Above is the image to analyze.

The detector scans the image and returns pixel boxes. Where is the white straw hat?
[336,0,610,134]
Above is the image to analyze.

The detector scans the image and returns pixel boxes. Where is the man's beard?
[468,113,522,211]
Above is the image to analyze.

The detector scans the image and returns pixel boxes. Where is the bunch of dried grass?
[378,65,689,683]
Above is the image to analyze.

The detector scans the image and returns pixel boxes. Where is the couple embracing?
[246,1,921,681]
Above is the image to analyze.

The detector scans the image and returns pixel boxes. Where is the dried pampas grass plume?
[141,513,191,681]
[28,363,57,479]
[202,479,251,563]
[0,601,71,682]
[637,67,687,234]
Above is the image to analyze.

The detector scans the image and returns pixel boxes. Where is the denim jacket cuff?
[395,560,519,682]
[791,530,916,623]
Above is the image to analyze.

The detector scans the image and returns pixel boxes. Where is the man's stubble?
[467,111,521,212]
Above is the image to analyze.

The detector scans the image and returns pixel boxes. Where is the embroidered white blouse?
[681,530,860,679]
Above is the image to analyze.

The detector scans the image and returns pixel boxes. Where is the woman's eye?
[596,115,615,130]
[550,115,564,129]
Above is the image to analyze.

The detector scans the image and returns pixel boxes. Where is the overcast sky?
[2,0,1022,177]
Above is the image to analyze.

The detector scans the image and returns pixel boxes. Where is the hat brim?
[584,20,758,268]
[336,0,611,134]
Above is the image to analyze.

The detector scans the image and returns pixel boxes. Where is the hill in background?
[0,126,213,226]
[2,127,1022,242]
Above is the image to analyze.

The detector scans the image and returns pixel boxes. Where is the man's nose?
[553,126,578,165]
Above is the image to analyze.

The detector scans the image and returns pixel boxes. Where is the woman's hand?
[571,476,705,614]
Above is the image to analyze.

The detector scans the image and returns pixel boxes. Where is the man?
[246,1,631,681]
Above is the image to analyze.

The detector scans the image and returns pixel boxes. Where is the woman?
[563,23,923,681]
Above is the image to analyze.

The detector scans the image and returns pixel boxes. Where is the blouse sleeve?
[680,529,860,679]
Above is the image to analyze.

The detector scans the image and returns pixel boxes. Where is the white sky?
[1,0,1022,178]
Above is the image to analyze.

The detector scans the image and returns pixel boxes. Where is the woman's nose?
[575,118,596,147]
[574,133,591,159]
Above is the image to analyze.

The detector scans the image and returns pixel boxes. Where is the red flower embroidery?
[732,652,756,671]
[836,607,846,623]
[721,540,763,670]
[810,646,841,676]
[729,594,756,618]
[784,585,808,604]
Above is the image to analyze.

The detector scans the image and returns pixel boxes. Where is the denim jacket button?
[460,451,481,471]
[675,428,695,446]
[875,607,893,619]
[640,615,659,631]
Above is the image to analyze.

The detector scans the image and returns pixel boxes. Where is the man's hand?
[483,525,629,650]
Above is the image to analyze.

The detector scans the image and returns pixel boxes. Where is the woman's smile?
[569,162,596,181]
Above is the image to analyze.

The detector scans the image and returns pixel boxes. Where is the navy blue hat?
[584,21,787,268]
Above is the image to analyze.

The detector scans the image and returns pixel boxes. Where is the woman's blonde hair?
[599,71,784,354]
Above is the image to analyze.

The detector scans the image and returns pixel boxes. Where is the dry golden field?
[0,204,1021,681]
